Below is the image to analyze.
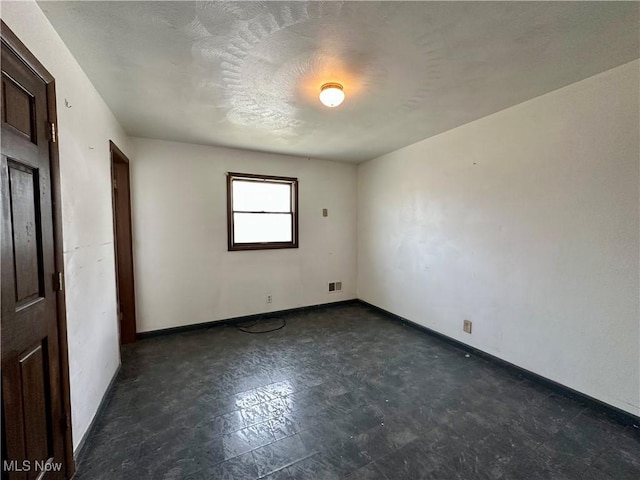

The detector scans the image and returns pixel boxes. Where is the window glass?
[233,213,293,243]
[232,181,291,213]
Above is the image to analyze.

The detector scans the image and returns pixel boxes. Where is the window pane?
[233,180,291,212]
[234,213,292,243]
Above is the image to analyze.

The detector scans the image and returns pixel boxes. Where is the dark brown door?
[110,142,137,344]
[1,35,67,479]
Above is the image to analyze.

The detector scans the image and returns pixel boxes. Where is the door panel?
[8,160,44,306]
[20,343,51,468]
[1,34,66,480]
[2,73,36,142]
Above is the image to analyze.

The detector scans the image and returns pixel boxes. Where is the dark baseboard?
[73,364,121,464]
[357,299,640,428]
[136,299,359,339]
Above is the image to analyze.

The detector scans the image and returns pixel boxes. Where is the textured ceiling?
[39,1,639,163]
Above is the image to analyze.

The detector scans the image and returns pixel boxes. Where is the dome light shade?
[319,83,345,107]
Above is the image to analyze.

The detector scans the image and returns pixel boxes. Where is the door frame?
[110,140,137,344]
[0,21,75,478]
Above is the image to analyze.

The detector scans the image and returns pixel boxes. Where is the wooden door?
[110,142,137,344]
[1,29,69,480]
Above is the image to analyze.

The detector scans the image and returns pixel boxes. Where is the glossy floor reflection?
[75,303,639,479]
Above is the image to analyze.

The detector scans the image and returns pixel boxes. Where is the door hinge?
[53,272,64,292]
[49,122,57,143]
[112,178,118,190]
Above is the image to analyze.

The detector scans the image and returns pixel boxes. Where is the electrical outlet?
[328,282,336,292]
[463,320,472,334]
[335,281,342,291]
[266,294,273,304]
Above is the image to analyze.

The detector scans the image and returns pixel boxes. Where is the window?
[227,172,298,251]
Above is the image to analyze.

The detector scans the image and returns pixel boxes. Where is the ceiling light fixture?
[319,83,345,108]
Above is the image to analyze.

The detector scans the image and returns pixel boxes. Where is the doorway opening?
[110,141,137,344]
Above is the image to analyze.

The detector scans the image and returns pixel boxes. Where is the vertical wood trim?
[47,57,75,480]
[227,173,234,250]
[293,177,299,247]
[0,20,75,478]
[110,140,137,344]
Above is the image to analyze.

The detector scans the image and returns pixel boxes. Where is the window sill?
[228,242,299,251]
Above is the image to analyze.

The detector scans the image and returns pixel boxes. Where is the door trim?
[110,140,137,344]
[1,20,75,478]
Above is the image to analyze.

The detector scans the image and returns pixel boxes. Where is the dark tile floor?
[75,303,639,480]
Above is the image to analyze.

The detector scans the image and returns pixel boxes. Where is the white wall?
[358,60,640,416]
[130,138,357,332]
[2,1,131,450]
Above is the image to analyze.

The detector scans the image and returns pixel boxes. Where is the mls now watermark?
[3,460,63,473]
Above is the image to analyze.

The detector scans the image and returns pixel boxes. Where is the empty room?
[0,1,638,479]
